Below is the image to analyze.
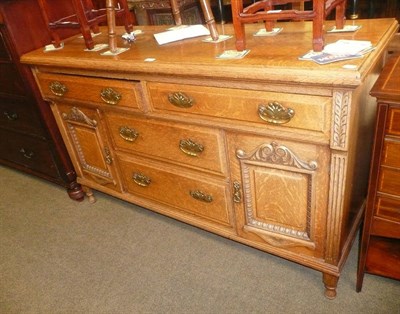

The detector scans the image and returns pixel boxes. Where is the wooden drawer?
[378,167,400,197]
[36,72,143,109]
[0,63,26,96]
[106,111,227,176]
[387,107,400,136]
[365,236,400,280]
[0,128,60,178]
[117,153,233,228]
[375,196,400,223]
[382,138,400,168]
[0,31,11,61]
[147,82,331,135]
[0,98,45,136]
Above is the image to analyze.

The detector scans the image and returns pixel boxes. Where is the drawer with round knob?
[36,72,143,109]
[0,98,45,136]
[147,82,331,137]
[117,153,234,229]
[105,111,227,176]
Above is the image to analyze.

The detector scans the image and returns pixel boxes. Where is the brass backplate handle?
[49,81,68,97]
[233,181,242,203]
[179,139,204,157]
[132,172,151,187]
[168,92,194,108]
[190,190,213,203]
[119,126,139,142]
[4,111,18,121]
[258,102,295,124]
[100,87,122,105]
[104,147,112,165]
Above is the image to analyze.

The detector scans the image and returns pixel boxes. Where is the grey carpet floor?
[0,165,399,314]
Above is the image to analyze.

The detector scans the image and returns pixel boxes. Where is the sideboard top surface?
[21,19,398,87]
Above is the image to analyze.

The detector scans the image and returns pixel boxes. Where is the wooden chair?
[231,0,347,52]
[170,0,219,40]
[38,0,135,50]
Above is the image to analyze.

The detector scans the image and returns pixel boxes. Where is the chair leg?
[335,1,346,29]
[117,0,134,33]
[199,0,219,40]
[72,0,95,49]
[170,0,183,25]
[37,0,63,48]
[231,0,246,50]
[312,0,324,52]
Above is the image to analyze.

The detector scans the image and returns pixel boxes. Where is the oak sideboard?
[22,18,398,298]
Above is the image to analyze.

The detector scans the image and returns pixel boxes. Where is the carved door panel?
[52,103,121,192]
[227,133,330,258]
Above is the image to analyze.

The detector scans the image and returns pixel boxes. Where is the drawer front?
[117,154,233,228]
[378,167,400,197]
[0,128,60,177]
[148,82,331,134]
[0,98,45,136]
[365,236,400,280]
[106,111,227,175]
[0,63,26,96]
[36,72,142,109]
[0,31,11,61]
[387,107,400,136]
[382,138,400,168]
[375,196,400,223]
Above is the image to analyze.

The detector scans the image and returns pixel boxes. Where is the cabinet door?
[227,133,330,258]
[52,103,121,192]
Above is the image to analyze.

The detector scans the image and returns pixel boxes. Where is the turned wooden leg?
[83,186,96,204]
[199,0,219,40]
[323,273,339,299]
[170,0,183,25]
[231,0,246,51]
[67,181,85,202]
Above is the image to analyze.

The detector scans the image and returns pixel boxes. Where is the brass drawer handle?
[132,172,151,187]
[4,111,18,121]
[119,126,139,142]
[190,190,213,203]
[179,139,204,157]
[168,92,194,108]
[19,148,34,159]
[49,81,68,97]
[104,147,112,165]
[233,181,242,203]
[258,102,295,124]
[100,87,122,105]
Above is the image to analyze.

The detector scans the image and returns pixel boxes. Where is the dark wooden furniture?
[22,19,398,298]
[231,0,346,52]
[0,0,83,200]
[357,54,400,291]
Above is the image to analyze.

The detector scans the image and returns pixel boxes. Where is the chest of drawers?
[22,19,398,298]
[357,54,400,291]
[0,0,83,200]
